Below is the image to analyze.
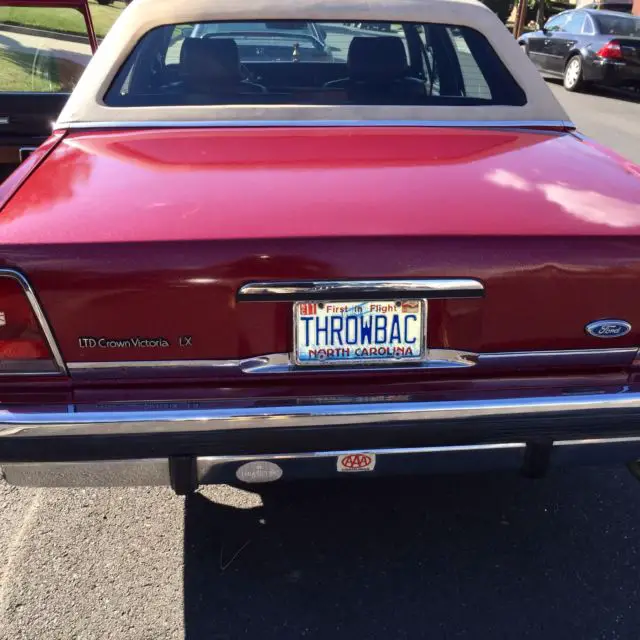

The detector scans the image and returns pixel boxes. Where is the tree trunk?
[536,0,545,29]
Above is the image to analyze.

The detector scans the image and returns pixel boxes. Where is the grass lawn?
[0,48,61,91]
[0,0,124,39]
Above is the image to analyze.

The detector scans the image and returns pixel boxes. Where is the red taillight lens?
[0,273,62,375]
[597,40,623,60]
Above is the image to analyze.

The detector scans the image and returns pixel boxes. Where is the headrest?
[347,36,408,82]
[180,38,241,83]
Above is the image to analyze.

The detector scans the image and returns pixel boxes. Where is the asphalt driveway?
[2,469,640,639]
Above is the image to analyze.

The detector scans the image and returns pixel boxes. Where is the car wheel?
[563,55,584,92]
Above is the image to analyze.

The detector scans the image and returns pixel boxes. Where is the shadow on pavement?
[183,469,639,640]
[587,86,640,104]
[546,77,640,104]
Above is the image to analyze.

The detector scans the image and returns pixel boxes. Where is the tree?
[536,0,547,29]
[482,0,514,24]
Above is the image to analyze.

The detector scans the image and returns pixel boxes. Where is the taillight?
[597,40,623,60]
[0,271,64,375]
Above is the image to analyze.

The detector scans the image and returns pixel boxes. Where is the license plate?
[293,300,426,366]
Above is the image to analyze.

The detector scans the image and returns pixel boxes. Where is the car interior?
[106,21,527,107]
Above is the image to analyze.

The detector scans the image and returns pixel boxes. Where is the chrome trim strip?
[67,349,477,376]
[2,390,640,438]
[68,359,239,370]
[66,347,636,377]
[0,270,66,376]
[198,442,525,464]
[59,119,576,131]
[2,459,170,487]
[478,347,637,368]
[555,436,640,446]
[18,147,38,162]
[238,279,485,302]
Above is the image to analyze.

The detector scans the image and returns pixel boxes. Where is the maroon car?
[1,0,640,495]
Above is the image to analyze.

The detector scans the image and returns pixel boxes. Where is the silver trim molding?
[66,347,637,378]
[18,147,38,162]
[0,269,66,375]
[2,458,169,487]
[478,347,637,369]
[2,389,640,439]
[237,278,485,302]
[555,436,640,446]
[67,349,476,377]
[198,443,526,482]
[199,442,526,463]
[59,119,576,131]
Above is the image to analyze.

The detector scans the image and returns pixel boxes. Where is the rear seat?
[325,36,425,102]
[179,38,266,97]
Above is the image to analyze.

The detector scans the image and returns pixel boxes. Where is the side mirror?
[541,26,549,34]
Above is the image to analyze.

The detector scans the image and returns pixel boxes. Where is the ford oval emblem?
[585,320,631,339]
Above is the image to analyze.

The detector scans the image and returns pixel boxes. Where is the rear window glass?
[594,14,640,36]
[105,21,526,107]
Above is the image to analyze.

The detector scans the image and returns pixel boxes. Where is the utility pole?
[514,0,527,38]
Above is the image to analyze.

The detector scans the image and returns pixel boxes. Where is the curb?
[0,22,102,45]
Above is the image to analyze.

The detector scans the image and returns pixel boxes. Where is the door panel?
[546,33,570,74]
[0,4,94,182]
[0,94,69,182]
[535,13,571,74]
[524,31,548,69]
[548,12,587,74]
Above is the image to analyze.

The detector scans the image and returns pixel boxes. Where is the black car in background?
[518,9,640,92]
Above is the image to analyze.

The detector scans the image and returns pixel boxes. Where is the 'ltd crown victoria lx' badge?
[585,320,632,339]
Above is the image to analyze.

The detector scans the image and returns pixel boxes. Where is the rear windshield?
[595,14,640,36]
[105,20,526,107]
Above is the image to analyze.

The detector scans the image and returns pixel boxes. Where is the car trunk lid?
[1,126,639,380]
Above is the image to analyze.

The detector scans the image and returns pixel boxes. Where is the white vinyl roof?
[56,0,571,128]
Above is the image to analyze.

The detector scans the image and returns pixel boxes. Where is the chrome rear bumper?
[2,388,640,487]
[2,390,640,439]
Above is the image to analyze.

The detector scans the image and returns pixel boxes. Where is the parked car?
[189,20,333,63]
[0,0,98,183]
[518,9,640,91]
[1,0,640,495]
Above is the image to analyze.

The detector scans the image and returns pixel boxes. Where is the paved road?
[1,85,640,640]
[549,82,640,163]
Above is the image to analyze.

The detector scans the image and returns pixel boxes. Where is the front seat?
[325,36,425,103]
[180,38,265,99]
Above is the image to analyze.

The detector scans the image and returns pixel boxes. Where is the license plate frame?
[292,299,427,367]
